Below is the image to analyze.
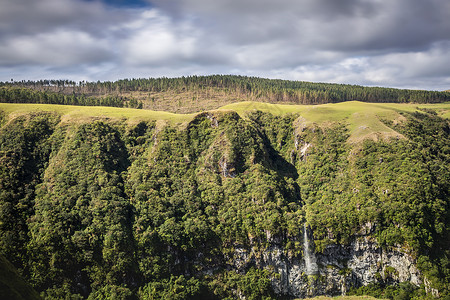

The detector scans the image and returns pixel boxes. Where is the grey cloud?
[0,0,124,68]
[150,0,450,53]
[0,0,130,38]
[328,0,450,52]
[150,0,377,19]
[370,42,450,79]
[0,29,114,67]
[148,0,379,46]
[277,43,450,90]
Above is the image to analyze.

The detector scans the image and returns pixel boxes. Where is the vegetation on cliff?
[0,255,41,300]
[0,101,449,299]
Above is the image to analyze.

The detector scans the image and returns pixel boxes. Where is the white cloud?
[121,10,197,66]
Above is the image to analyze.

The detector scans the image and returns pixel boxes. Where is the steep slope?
[0,255,41,300]
[0,104,448,299]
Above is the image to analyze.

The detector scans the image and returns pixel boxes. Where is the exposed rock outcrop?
[226,236,421,298]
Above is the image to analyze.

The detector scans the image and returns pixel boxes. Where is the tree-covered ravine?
[0,108,449,299]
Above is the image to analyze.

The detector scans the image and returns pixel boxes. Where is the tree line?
[0,86,143,108]
[2,75,450,106]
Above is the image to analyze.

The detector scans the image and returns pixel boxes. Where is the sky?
[1,0,450,90]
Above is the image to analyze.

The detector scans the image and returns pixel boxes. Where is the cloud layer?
[1,0,450,90]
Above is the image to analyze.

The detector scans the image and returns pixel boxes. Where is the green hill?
[1,101,449,143]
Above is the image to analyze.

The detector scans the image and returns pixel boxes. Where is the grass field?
[0,103,195,124]
[1,101,449,143]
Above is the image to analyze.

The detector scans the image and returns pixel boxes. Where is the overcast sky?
[1,0,450,90]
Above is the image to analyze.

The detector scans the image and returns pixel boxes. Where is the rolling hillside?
[1,101,449,143]
[2,75,450,113]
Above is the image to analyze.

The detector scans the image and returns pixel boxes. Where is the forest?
[1,75,450,113]
[0,104,448,299]
[0,86,143,109]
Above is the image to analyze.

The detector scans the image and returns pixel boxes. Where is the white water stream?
[303,223,318,275]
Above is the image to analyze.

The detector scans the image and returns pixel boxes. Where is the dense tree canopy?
[0,107,448,299]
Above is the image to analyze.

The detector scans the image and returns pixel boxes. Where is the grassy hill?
[1,101,449,143]
[0,103,194,124]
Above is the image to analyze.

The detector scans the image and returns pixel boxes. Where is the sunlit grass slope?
[1,101,449,143]
[0,103,194,124]
[220,101,450,142]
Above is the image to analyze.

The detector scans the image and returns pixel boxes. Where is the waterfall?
[303,223,318,275]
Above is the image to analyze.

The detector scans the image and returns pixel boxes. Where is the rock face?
[228,235,421,298]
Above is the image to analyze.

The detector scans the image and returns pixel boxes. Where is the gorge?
[0,102,449,299]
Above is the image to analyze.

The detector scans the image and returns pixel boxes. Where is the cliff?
[228,231,423,298]
[0,106,448,299]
